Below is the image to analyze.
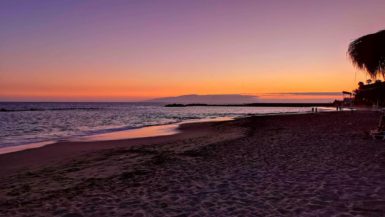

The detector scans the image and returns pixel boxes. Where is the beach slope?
[1,111,385,216]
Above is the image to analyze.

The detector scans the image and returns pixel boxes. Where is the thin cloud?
[263,92,342,96]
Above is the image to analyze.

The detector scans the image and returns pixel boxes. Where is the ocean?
[0,102,331,149]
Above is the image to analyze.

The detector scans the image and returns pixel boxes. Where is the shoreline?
[0,115,237,176]
[76,116,234,143]
[0,116,233,155]
[0,108,338,156]
[0,110,369,176]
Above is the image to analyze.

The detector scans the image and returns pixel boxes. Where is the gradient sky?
[1,0,385,101]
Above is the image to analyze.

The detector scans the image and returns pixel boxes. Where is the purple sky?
[1,0,385,101]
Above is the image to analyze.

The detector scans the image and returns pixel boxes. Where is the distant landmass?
[147,94,259,104]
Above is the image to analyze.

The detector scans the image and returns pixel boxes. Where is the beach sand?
[1,111,385,216]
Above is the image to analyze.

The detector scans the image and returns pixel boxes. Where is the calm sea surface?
[0,102,331,148]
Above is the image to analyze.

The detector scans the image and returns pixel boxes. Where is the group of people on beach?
[312,106,344,113]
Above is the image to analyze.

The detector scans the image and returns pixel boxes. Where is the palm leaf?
[348,30,385,78]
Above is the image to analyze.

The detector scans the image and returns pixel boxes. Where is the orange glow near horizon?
[0,68,368,101]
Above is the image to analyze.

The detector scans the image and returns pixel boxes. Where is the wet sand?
[1,111,385,216]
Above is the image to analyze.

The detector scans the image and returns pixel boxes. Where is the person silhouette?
[378,113,385,131]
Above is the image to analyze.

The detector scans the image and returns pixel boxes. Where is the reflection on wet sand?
[77,117,233,142]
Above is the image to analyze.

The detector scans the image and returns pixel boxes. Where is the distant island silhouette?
[147,94,259,104]
[147,93,339,105]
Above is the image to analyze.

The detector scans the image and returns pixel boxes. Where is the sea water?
[0,102,330,149]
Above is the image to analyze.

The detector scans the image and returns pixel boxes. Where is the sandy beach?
[1,111,385,216]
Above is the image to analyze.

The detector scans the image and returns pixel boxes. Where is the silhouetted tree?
[358,81,365,87]
[348,30,385,78]
[354,80,385,106]
[367,79,372,84]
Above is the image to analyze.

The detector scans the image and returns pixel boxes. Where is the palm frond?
[348,30,385,78]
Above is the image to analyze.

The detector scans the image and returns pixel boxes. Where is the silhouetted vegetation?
[348,29,385,107]
[354,80,385,106]
[348,29,385,78]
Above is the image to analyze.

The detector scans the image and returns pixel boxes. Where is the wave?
[0,107,102,112]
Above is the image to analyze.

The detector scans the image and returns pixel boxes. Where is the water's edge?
[0,108,340,155]
[0,117,233,155]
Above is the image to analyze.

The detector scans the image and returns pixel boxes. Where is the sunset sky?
[1,0,385,102]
